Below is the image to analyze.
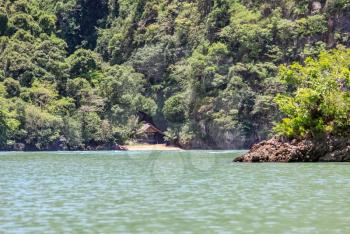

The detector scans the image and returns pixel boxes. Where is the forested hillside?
[1,0,350,150]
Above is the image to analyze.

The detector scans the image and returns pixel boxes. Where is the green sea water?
[0,151,350,234]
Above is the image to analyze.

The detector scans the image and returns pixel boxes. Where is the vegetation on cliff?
[275,47,350,139]
[235,47,350,162]
[1,0,350,150]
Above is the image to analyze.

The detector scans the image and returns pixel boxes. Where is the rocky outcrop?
[234,137,350,162]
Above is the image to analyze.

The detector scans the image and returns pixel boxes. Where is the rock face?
[234,137,350,163]
[311,1,322,14]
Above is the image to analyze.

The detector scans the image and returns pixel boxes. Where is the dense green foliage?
[275,47,350,139]
[1,0,350,149]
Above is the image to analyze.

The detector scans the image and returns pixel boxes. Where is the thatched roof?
[138,123,164,135]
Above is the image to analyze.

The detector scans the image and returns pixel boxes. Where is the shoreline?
[0,146,248,152]
[0,144,250,152]
[123,144,184,151]
[0,144,185,152]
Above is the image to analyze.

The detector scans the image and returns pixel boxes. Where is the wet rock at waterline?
[234,137,350,163]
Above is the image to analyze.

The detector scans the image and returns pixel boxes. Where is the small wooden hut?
[137,123,165,144]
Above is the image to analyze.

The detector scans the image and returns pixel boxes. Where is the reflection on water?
[0,151,350,233]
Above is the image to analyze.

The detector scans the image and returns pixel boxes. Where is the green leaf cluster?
[275,47,350,138]
[1,0,350,149]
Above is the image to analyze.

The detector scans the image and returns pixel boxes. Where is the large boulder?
[234,137,350,162]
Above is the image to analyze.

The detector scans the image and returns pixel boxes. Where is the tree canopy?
[1,0,350,149]
[275,47,350,139]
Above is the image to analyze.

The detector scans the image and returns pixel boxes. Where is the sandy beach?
[123,144,183,151]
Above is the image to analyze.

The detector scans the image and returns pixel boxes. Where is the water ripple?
[0,152,349,233]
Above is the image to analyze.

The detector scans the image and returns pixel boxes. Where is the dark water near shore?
[0,151,350,233]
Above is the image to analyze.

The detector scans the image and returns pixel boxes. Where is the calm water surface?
[0,151,350,234]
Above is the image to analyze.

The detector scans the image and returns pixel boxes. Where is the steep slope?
[1,0,350,150]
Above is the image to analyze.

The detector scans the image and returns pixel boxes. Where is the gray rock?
[234,137,350,163]
[13,143,25,151]
[311,2,322,14]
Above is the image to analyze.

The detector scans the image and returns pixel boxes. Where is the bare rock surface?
[234,137,350,163]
